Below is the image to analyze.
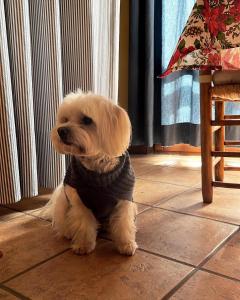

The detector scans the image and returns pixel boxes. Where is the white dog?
[44,91,137,256]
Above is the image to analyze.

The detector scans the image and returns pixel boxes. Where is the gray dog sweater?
[64,152,135,223]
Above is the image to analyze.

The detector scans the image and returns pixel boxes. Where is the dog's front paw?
[117,241,138,256]
[71,239,96,255]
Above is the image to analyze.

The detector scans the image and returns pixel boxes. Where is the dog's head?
[51,91,131,158]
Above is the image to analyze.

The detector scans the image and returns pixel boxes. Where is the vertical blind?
[0,0,120,204]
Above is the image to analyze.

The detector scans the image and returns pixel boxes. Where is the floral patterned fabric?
[161,0,240,77]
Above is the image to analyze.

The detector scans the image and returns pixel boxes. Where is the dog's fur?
[43,91,137,255]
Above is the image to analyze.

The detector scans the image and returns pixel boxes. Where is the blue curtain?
[128,0,240,148]
[159,0,240,144]
[161,0,199,126]
[129,0,200,147]
[158,0,200,146]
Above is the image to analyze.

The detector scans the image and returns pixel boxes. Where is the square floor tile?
[0,215,68,282]
[204,231,240,280]
[136,208,237,265]
[134,179,189,206]
[0,288,18,300]
[172,271,240,300]
[0,207,23,222]
[157,187,240,225]
[137,166,201,187]
[6,240,192,300]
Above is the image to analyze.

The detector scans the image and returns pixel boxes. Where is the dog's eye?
[60,117,68,123]
[81,116,93,125]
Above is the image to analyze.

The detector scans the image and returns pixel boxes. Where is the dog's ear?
[101,105,131,157]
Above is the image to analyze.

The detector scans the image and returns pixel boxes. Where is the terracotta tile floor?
[1,154,240,299]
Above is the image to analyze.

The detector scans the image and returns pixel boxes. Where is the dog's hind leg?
[109,200,138,256]
[64,185,98,255]
[41,184,70,238]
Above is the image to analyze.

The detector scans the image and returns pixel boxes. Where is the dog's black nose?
[57,127,70,143]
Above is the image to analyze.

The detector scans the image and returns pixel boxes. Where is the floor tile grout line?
[0,206,26,223]
[0,205,52,224]
[135,176,198,188]
[164,257,240,299]
[135,181,240,228]
[100,235,196,268]
[1,158,239,295]
[137,247,196,269]
[159,165,201,172]
[137,206,152,216]
[153,206,240,227]
[161,227,240,299]
[136,201,240,227]
[161,268,198,300]
[135,164,201,174]
[135,202,152,208]
[0,283,31,300]
[0,215,24,224]
[4,194,239,229]
[135,176,200,188]
[200,267,240,283]
[133,162,201,171]
[136,164,200,173]
[135,186,198,209]
[197,227,240,269]
[2,232,239,298]
[29,215,51,223]
[135,184,201,209]
[4,242,238,300]
[135,173,240,227]
[0,204,45,214]
[1,248,70,285]
[155,185,202,203]
[140,227,240,277]
[134,185,197,209]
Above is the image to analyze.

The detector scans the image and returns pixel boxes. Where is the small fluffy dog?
[44,91,137,256]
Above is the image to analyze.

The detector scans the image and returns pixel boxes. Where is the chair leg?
[200,71,213,203]
[215,101,224,181]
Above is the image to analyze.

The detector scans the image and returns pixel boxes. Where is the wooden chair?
[200,70,240,203]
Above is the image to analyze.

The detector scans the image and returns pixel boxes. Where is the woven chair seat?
[211,84,240,101]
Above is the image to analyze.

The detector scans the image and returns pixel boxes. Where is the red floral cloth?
[161,0,240,77]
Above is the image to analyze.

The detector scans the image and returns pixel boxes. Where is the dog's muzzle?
[58,127,71,145]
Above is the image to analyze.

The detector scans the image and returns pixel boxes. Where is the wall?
[118,0,129,110]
